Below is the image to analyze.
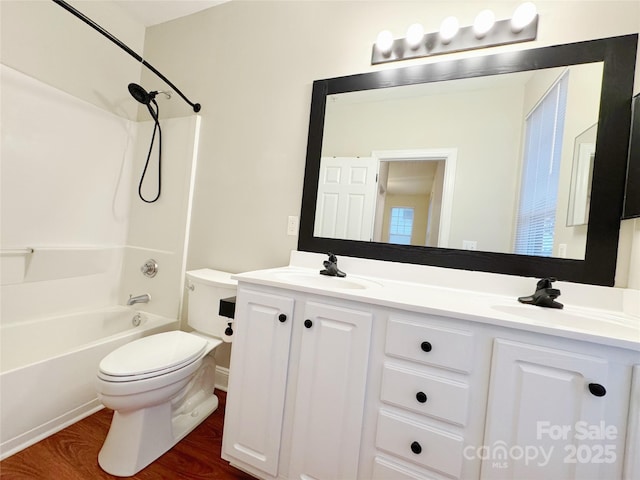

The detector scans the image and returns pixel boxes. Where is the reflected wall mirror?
[299,35,638,286]
[624,93,640,219]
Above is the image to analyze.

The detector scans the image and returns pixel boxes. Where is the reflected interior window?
[514,72,569,257]
[389,207,414,245]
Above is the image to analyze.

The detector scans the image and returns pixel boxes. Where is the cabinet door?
[623,365,640,480]
[481,339,619,480]
[222,289,294,477]
[288,301,373,480]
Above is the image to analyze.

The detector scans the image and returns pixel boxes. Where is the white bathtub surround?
[120,115,202,321]
[1,65,202,326]
[1,64,135,323]
[223,252,639,480]
[0,64,134,251]
[0,307,178,460]
[0,65,202,460]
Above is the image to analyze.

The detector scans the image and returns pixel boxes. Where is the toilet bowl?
[95,269,236,477]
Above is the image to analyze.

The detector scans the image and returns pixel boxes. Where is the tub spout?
[127,293,151,306]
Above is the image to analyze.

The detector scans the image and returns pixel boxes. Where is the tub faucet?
[320,252,346,278]
[127,293,151,306]
[517,278,563,309]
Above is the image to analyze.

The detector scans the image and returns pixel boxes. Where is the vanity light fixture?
[406,23,425,49]
[375,29,394,54]
[372,2,538,65]
[511,2,538,32]
[474,9,496,38]
[439,16,460,43]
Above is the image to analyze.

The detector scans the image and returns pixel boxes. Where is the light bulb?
[406,23,425,49]
[473,9,496,38]
[376,30,394,54]
[511,2,537,32]
[439,16,459,43]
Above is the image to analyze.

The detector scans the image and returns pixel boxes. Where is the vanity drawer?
[386,316,474,373]
[375,409,464,478]
[372,455,437,480]
[381,363,469,426]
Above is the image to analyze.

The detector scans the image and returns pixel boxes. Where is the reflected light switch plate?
[462,240,477,250]
[558,244,567,258]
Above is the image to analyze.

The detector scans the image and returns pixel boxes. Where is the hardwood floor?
[0,391,256,479]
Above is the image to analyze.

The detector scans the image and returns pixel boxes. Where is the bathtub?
[0,306,178,460]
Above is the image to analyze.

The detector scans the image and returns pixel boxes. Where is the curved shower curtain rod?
[51,0,201,113]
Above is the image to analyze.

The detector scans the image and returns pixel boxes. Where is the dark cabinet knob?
[588,383,607,397]
[416,391,428,403]
[304,319,313,328]
[421,341,432,352]
[278,313,287,323]
[410,441,422,454]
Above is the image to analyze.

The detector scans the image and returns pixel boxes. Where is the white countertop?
[232,252,640,351]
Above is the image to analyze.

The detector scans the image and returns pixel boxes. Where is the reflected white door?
[314,157,378,241]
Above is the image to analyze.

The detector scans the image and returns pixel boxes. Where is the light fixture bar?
[372,16,538,65]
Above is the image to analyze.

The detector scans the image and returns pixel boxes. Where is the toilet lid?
[99,331,207,379]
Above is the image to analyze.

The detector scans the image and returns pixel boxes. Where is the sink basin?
[273,271,382,290]
[491,304,635,334]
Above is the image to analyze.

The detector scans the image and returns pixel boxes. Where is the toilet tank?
[186,269,237,338]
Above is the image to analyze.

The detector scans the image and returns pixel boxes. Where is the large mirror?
[299,35,637,286]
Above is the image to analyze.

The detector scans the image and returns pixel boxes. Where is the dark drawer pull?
[588,383,606,397]
[421,341,432,352]
[304,319,313,328]
[416,391,427,403]
[410,441,422,454]
[278,314,287,323]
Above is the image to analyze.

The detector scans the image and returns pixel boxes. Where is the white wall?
[0,0,145,120]
[143,0,640,286]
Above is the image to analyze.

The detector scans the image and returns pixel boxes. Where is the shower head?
[128,83,153,105]
[128,83,171,105]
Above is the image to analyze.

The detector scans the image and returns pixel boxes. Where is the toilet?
[95,269,236,477]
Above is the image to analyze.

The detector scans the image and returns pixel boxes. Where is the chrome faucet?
[127,293,151,306]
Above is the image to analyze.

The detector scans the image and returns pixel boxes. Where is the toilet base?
[98,354,219,477]
[98,394,219,477]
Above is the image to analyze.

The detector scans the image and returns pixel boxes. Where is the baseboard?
[0,399,103,461]
[2,367,230,461]
[215,365,229,392]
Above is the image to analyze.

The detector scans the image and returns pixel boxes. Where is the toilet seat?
[98,331,207,382]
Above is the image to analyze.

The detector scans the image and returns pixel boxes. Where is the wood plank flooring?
[0,391,256,479]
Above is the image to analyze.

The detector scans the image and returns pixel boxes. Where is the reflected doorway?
[372,149,456,248]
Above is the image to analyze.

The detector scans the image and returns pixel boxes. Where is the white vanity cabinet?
[222,285,373,480]
[481,338,634,480]
[222,270,639,480]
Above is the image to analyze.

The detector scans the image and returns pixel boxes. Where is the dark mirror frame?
[298,35,638,286]
[623,93,640,219]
